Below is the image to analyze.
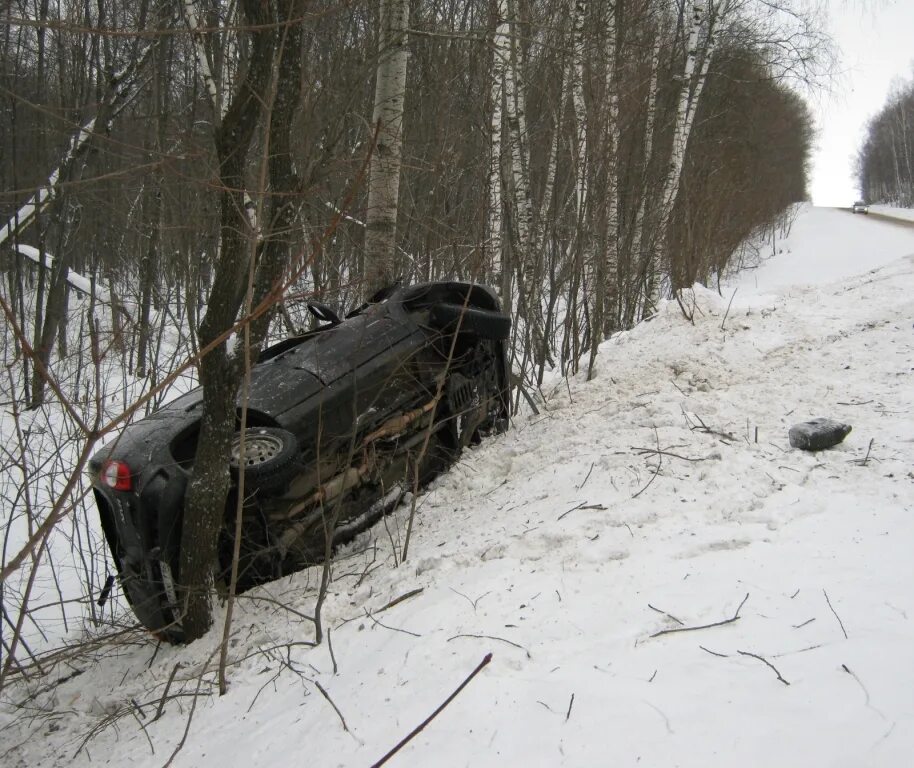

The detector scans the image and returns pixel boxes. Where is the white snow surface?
[3,206,914,767]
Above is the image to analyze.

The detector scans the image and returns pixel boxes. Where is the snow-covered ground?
[2,206,913,767]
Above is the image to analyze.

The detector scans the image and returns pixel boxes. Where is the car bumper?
[94,469,187,640]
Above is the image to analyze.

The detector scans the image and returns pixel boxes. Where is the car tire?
[229,427,298,493]
[428,302,511,340]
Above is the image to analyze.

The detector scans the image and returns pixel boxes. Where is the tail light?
[101,460,132,491]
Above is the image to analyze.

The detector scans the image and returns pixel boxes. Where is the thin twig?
[720,287,738,331]
[632,447,707,462]
[450,588,490,612]
[699,645,729,658]
[648,604,684,625]
[558,501,586,521]
[650,593,749,639]
[364,608,421,638]
[823,589,848,639]
[377,588,424,614]
[737,650,790,686]
[231,593,316,624]
[153,663,182,722]
[370,653,492,768]
[578,462,595,489]
[685,410,736,442]
[841,663,883,719]
[448,633,531,658]
[129,706,155,755]
[565,693,575,722]
[849,438,875,466]
[633,426,662,499]
[313,679,349,731]
[670,379,689,397]
[327,627,338,675]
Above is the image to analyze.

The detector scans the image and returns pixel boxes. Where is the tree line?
[857,74,914,206]
[1,0,823,644]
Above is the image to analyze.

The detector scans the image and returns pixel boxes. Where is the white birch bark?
[602,2,620,331]
[13,244,112,303]
[570,0,588,232]
[487,0,510,284]
[221,0,241,113]
[182,1,261,235]
[0,119,95,249]
[364,0,410,291]
[540,105,561,241]
[568,0,593,377]
[504,0,533,261]
[660,1,704,218]
[182,0,223,121]
[647,0,727,312]
[627,23,662,315]
[678,1,724,165]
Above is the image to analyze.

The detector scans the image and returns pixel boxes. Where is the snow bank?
[869,204,914,222]
[2,207,913,767]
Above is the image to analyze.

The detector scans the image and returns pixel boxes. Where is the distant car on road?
[852,201,869,214]
[89,282,511,642]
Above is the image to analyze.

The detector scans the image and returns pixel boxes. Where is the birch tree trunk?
[647,0,725,313]
[626,22,662,324]
[364,0,410,295]
[182,0,223,123]
[487,0,510,287]
[569,0,593,377]
[503,0,533,295]
[598,0,620,342]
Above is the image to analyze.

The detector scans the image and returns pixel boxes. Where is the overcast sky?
[810,0,914,206]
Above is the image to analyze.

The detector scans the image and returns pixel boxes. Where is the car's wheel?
[428,302,511,340]
[229,426,298,493]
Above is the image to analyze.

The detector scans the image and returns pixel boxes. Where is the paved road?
[843,208,914,230]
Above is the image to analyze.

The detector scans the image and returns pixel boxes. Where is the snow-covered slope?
[2,207,913,768]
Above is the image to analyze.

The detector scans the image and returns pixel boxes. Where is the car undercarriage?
[90,282,511,641]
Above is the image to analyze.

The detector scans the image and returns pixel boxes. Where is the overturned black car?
[89,283,510,641]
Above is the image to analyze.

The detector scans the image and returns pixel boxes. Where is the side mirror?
[307,301,342,325]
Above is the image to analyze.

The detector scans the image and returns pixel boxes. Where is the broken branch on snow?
[737,650,790,686]
[649,593,749,639]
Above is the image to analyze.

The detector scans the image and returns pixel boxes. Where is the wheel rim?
[232,431,284,468]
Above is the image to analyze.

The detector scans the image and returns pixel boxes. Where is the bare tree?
[178,0,276,642]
